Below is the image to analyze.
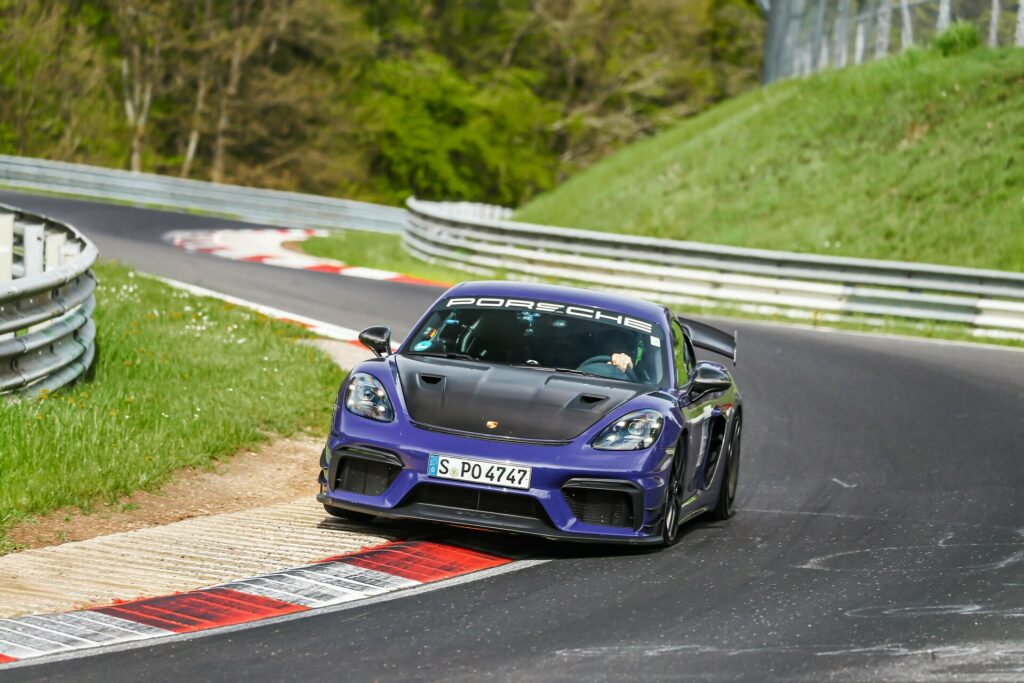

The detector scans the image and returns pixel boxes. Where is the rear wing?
[676,316,738,366]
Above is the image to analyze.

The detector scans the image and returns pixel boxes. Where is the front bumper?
[319,423,673,545]
[317,491,663,545]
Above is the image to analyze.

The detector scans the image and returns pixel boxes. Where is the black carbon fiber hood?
[395,355,645,442]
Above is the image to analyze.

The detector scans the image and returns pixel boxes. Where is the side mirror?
[687,361,732,398]
[358,326,392,358]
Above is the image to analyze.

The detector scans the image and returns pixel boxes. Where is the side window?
[671,319,694,386]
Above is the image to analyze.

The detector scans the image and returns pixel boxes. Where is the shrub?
[933,21,981,57]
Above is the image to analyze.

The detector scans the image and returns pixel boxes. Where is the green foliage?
[0,0,764,206]
[516,48,1024,272]
[0,262,339,541]
[933,21,981,57]
[357,54,558,205]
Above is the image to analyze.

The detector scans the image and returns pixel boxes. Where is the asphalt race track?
[4,190,1024,682]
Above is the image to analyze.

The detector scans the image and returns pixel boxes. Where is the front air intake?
[563,486,634,528]
[332,448,402,496]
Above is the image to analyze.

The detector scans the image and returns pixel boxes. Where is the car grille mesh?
[563,488,634,528]
[333,456,401,496]
[406,484,547,520]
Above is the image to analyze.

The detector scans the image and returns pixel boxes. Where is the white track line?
[154,276,362,343]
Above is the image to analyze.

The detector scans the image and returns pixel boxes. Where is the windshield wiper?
[513,363,592,377]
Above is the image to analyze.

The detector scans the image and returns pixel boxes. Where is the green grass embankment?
[515,47,1024,273]
[0,262,339,550]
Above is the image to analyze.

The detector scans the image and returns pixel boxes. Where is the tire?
[710,413,742,521]
[659,443,687,547]
[322,503,375,524]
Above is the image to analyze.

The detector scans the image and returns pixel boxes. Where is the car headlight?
[344,372,395,422]
[593,410,663,450]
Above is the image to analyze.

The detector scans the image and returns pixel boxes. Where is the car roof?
[440,280,669,326]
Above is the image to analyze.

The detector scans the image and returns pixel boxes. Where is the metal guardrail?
[405,198,1024,337]
[4,156,1021,339]
[0,204,98,397]
[0,155,406,234]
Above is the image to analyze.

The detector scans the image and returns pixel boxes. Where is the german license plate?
[427,454,531,490]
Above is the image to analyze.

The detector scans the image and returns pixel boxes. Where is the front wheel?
[710,414,742,521]
[323,503,375,524]
[659,445,686,547]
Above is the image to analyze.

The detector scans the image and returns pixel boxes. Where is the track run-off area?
[2,190,1023,682]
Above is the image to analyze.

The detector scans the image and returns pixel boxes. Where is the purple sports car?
[318,281,742,546]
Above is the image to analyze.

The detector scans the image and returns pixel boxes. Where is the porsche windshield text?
[446,297,653,333]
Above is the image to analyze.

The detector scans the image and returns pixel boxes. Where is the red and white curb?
[164,228,448,288]
[0,540,519,665]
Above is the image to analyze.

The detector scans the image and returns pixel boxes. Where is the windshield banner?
[446,297,654,333]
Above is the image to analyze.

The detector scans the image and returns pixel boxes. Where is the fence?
[0,155,406,234]
[405,199,1024,338]
[764,0,1024,82]
[0,204,98,398]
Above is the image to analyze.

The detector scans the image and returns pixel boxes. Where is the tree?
[110,0,176,172]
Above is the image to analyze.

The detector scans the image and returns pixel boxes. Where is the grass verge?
[301,229,478,285]
[515,46,1024,273]
[0,261,340,552]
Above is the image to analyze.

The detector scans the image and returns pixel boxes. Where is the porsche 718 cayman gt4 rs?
[317,281,742,546]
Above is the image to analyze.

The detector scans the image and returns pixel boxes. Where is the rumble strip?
[0,540,510,665]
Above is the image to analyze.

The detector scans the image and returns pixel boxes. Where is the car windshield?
[404,298,669,386]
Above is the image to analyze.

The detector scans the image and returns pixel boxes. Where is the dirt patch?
[7,434,324,552]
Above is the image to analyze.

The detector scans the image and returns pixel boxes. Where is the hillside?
[515,47,1024,272]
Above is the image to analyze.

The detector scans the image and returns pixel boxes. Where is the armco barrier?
[0,155,406,234]
[405,198,1024,336]
[0,204,97,397]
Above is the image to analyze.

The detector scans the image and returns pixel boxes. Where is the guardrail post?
[834,0,850,67]
[854,22,866,64]
[0,213,11,341]
[0,213,11,282]
[989,0,1001,46]
[45,231,67,270]
[24,223,46,333]
[900,0,914,49]
[875,0,892,57]
[23,222,44,277]
[1016,0,1024,46]
[937,0,951,32]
